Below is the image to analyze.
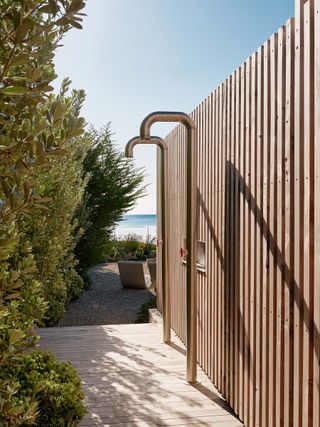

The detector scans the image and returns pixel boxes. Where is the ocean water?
[114,214,157,241]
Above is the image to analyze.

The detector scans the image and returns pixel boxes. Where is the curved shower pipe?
[125,136,171,345]
[140,111,198,384]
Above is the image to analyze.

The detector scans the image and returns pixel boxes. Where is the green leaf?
[69,20,83,30]
[15,22,33,43]
[36,140,45,156]
[12,10,21,29]
[47,147,67,155]
[14,172,21,188]
[8,406,25,416]
[34,204,50,211]
[4,293,21,300]
[1,86,28,95]
[10,54,31,67]
[1,179,10,198]
[39,5,53,14]
[30,83,54,93]
[48,0,60,15]
[56,16,70,26]
[4,76,32,83]
[35,197,52,203]
[23,182,31,201]
[53,101,66,122]
[46,134,55,147]
[68,0,85,12]
[32,69,42,82]
[9,330,24,345]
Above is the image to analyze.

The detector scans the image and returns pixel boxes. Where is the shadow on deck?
[38,323,242,426]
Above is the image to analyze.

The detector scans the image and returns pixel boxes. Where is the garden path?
[57,263,153,326]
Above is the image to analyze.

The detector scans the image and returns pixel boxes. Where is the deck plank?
[38,323,242,426]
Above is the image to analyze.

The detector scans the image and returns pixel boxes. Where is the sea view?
[114,214,157,240]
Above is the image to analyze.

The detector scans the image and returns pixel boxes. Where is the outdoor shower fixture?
[140,112,198,384]
[125,136,171,345]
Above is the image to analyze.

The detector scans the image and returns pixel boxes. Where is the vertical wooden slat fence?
[156,1,319,426]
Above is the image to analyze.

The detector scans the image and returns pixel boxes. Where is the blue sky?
[54,0,294,214]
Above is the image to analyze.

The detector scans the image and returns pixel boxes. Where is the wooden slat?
[221,80,227,396]
[212,88,218,387]
[304,2,316,427]
[234,66,241,416]
[244,57,251,425]
[262,38,271,427]
[313,2,320,426]
[249,51,257,427]
[218,83,223,393]
[283,18,295,427]
[255,45,264,427]
[294,1,304,426]
[205,95,211,382]
[209,91,214,383]
[303,6,312,427]
[269,32,278,427]
[238,62,246,422]
[303,2,312,425]
[276,24,286,427]
[229,71,236,407]
[214,86,219,389]
[225,74,232,402]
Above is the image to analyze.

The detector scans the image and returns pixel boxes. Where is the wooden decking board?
[38,323,242,427]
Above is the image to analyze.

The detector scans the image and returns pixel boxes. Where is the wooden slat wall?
[156,1,319,426]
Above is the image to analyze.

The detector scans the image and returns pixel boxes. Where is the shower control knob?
[180,247,188,257]
[156,239,163,247]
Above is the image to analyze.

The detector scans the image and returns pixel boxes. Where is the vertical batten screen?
[156,1,319,426]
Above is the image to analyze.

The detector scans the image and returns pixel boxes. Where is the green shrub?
[105,235,156,262]
[19,86,90,325]
[77,267,93,291]
[135,296,157,323]
[75,127,146,268]
[1,350,86,427]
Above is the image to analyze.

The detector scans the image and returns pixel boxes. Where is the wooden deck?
[39,323,242,427]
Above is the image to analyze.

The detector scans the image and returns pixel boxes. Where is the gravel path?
[57,263,154,326]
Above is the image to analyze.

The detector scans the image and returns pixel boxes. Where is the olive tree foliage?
[0,0,86,222]
[19,85,90,326]
[0,0,87,424]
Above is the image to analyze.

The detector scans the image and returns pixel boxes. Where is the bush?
[105,235,156,262]
[135,296,157,323]
[75,127,146,268]
[19,86,91,325]
[1,350,86,427]
[77,268,93,291]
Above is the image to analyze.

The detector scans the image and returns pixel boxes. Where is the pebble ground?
[57,263,153,326]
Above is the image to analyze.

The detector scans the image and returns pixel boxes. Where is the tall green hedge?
[75,126,146,268]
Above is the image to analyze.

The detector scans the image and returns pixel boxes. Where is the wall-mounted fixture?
[140,111,198,384]
[181,238,206,273]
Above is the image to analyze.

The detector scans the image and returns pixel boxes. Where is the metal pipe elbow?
[125,137,141,158]
[140,111,196,139]
[125,136,167,158]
